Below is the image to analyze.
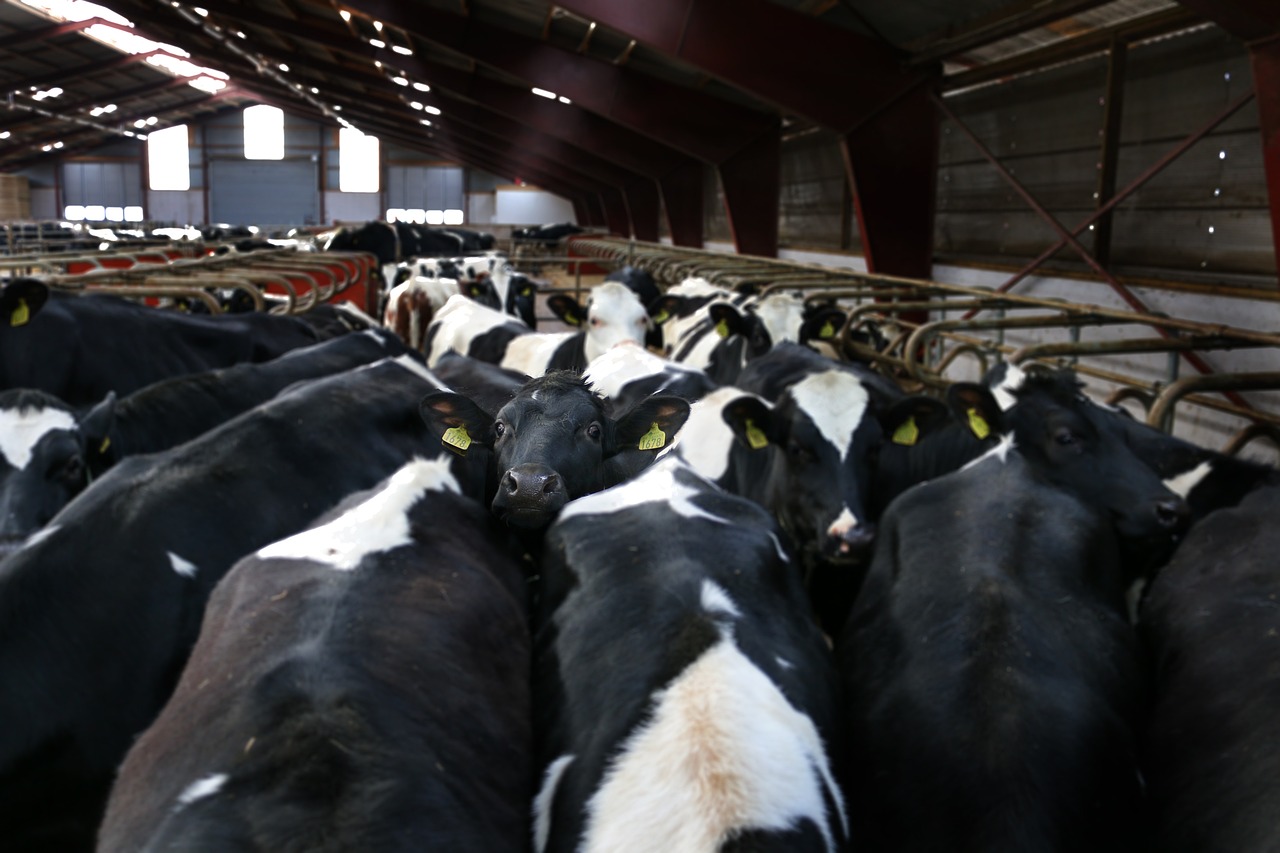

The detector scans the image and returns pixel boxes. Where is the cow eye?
[589,317,603,328]
[1053,428,1078,446]
[585,422,602,441]
[494,421,506,438]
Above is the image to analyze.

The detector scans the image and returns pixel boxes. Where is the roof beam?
[0,16,115,52]
[906,0,1112,66]
[1173,0,1280,42]
[0,75,197,137]
[1,49,170,94]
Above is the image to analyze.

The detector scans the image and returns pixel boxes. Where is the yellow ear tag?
[819,320,836,339]
[520,287,533,297]
[652,309,670,325]
[11,298,30,327]
[442,425,472,454]
[715,318,730,338]
[744,418,768,450]
[967,408,991,440]
[98,437,111,454]
[564,313,581,326]
[892,416,919,446]
[638,422,667,451]
[470,285,483,296]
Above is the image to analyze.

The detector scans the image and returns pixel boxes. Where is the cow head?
[0,389,115,550]
[1,277,51,329]
[1006,371,1190,540]
[548,282,652,363]
[420,372,690,529]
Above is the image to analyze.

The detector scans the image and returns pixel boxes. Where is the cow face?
[1007,372,1189,540]
[0,390,114,550]
[549,282,651,363]
[762,370,884,564]
[421,372,690,529]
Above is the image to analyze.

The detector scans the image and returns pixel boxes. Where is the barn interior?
[1,0,1277,456]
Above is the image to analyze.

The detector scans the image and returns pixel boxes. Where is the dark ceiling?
[0,0,1275,197]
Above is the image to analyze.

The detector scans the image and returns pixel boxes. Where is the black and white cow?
[0,357,482,852]
[532,456,849,852]
[583,343,718,416]
[836,369,1190,851]
[425,282,652,377]
[0,331,408,550]
[1139,483,1280,852]
[465,262,540,330]
[0,278,322,406]
[98,458,532,852]
[419,371,689,530]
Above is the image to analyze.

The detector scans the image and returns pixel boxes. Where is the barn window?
[339,127,379,193]
[443,209,464,225]
[243,105,284,160]
[64,204,86,221]
[147,124,191,191]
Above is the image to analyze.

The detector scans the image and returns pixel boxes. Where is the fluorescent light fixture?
[392,76,408,86]
[146,116,158,125]
[532,87,556,99]
[373,20,383,30]
[392,45,412,55]
[369,38,385,48]
[53,141,64,148]
[412,81,429,92]
[340,10,351,21]
[135,119,148,128]
[409,101,423,110]
[278,63,289,72]
[0,131,9,139]
[194,7,207,16]
[558,96,571,104]
[419,119,432,126]
[423,105,441,115]
[310,87,319,94]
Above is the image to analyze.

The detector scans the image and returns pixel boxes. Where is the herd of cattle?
[0,236,1277,852]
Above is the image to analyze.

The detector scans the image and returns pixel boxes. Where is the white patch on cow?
[825,506,862,538]
[168,552,198,579]
[258,457,459,570]
[753,293,806,346]
[1163,460,1213,499]
[789,372,869,464]
[534,754,576,853]
[673,321,730,371]
[489,262,513,316]
[990,363,1026,411]
[665,388,770,484]
[583,282,651,364]
[501,331,576,378]
[426,293,523,366]
[559,458,727,526]
[581,630,847,853]
[176,773,227,807]
[380,261,400,292]
[961,433,1017,471]
[359,327,389,346]
[350,354,446,389]
[701,580,742,619]
[21,524,60,550]
[584,343,669,400]
[0,406,76,470]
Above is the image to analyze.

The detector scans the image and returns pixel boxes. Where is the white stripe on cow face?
[176,773,228,807]
[168,552,198,579]
[961,433,1017,472]
[581,631,848,853]
[534,754,576,853]
[257,457,459,570]
[0,406,75,470]
[700,580,742,619]
[1163,460,1213,499]
[753,293,805,346]
[558,458,727,527]
[825,506,861,539]
[583,283,650,364]
[788,371,869,464]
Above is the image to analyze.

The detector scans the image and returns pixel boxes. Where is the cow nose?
[500,466,563,497]
[1154,497,1190,531]
[836,524,876,556]
[492,464,568,529]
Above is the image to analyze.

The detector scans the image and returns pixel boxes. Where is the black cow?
[98,458,531,852]
[836,369,1190,851]
[420,371,689,530]
[532,457,849,852]
[0,330,408,550]
[512,222,583,245]
[0,357,482,852]
[1140,483,1280,852]
[0,278,321,406]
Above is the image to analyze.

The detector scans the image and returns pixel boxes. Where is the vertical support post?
[718,129,781,257]
[624,180,661,242]
[571,197,589,225]
[1094,35,1128,268]
[1250,37,1280,284]
[659,160,705,248]
[600,187,631,236]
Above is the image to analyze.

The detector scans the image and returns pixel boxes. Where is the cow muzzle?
[492,463,568,529]
[821,521,876,563]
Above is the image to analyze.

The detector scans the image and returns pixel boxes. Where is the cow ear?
[721,395,776,451]
[611,395,691,455]
[547,294,585,327]
[1,278,51,328]
[418,391,494,456]
[707,303,745,339]
[879,396,950,447]
[799,306,847,345]
[647,294,684,326]
[946,383,1005,441]
[79,392,118,461]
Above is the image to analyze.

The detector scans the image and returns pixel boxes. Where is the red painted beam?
[625,181,661,242]
[719,130,780,257]
[659,160,706,248]
[842,85,939,278]
[600,188,631,237]
[1174,0,1280,42]
[1250,41,1280,280]
[557,0,928,134]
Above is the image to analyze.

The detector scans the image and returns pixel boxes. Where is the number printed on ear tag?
[638,423,667,451]
[442,426,472,453]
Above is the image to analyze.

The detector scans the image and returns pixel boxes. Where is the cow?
[97,458,532,852]
[0,356,483,852]
[512,222,583,245]
[583,342,718,416]
[425,282,651,377]
[835,369,1191,851]
[419,371,689,531]
[0,277,322,406]
[648,277,736,355]
[531,456,849,852]
[383,275,460,351]
[734,342,903,629]
[1139,483,1280,852]
[604,266,662,348]
[465,262,540,329]
[0,331,409,550]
